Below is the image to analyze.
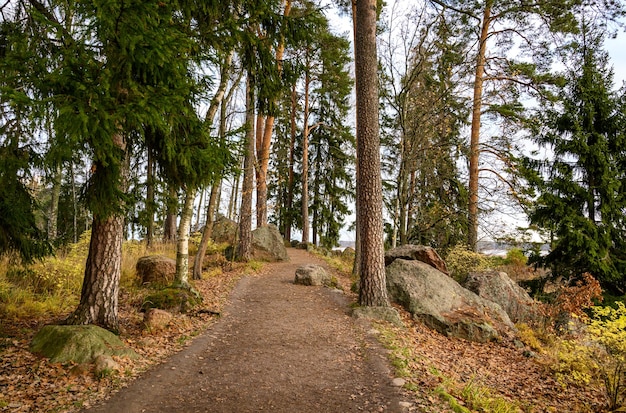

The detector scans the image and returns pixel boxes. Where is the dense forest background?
[2,0,626,318]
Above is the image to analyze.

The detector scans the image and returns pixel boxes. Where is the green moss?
[141,286,202,312]
[30,325,137,364]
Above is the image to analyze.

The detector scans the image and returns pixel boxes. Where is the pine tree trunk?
[237,75,255,261]
[301,66,311,244]
[468,3,492,251]
[285,83,297,242]
[351,0,361,280]
[193,180,220,280]
[355,0,389,307]
[254,0,292,228]
[175,188,195,286]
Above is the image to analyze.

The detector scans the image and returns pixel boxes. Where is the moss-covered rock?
[30,325,137,364]
[141,286,202,313]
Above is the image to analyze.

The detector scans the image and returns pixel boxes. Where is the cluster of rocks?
[385,245,539,343]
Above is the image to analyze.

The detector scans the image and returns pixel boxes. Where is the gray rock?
[352,306,403,326]
[136,255,176,285]
[341,247,356,260]
[94,355,120,374]
[294,264,331,286]
[464,270,539,323]
[211,216,238,244]
[252,224,289,262]
[386,259,515,343]
[385,244,449,274]
[391,378,406,387]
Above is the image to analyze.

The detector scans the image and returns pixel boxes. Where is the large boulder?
[463,270,540,324]
[294,264,331,286]
[136,255,176,285]
[386,259,515,343]
[385,245,449,274]
[252,225,289,262]
[30,325,137,364]
[211,216,238,244]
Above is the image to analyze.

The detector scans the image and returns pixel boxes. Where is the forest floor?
[0,248,607,412]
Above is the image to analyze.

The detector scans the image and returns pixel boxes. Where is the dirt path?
[85,249,408,413]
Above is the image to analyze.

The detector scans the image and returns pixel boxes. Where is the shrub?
[587,303,626,409]
[549,338,599,387]
[445,244,489,283]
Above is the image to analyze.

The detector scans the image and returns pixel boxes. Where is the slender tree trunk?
[468,3,492,251]
[301,64,311,244]
[194,188,204,232]
[285,83,297,242]
[163,186,178,242]
[237,75,255,261]
[146,146,155,247]
[193,180,221,280]
[48,163,62,242]
[229,167,241,221]
[70,162,78,243]
[175,188,195,286]
[355,0,388,307]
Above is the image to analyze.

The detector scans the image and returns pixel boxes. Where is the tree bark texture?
[468,3,492,251]
[237,75,255,261]
[66,210,123,332]
[355,0,389,307]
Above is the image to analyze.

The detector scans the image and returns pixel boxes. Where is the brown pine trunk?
[301,63,311,244]
[255,0,293,227]
[66,213,124,332]
[468,3,492,251]
[351,0,361,279]
[285,83,297,242]
[237,75,255,261]
[355,0,388,307]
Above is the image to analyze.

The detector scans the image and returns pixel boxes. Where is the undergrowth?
[0,234,182,320]
[374,321,520,412]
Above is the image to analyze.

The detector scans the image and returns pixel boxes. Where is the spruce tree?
[523,33,626,291]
